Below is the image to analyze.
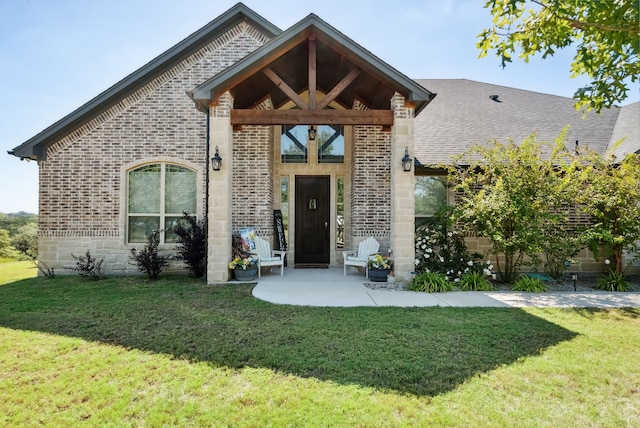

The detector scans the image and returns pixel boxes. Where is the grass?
[0,269,639,426]
[0,260,37,285]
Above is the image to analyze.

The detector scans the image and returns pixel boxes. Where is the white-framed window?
[127,163,197,243]
[415,175,448,227]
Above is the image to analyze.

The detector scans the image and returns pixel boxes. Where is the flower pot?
[368,269,391,282]
[234,267,258,281]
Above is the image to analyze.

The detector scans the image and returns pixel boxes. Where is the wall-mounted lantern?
[401,147,413,172]
[211,146,222,171]
[308,125,317,141]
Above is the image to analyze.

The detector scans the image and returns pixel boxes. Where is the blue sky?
[1,0,638,213]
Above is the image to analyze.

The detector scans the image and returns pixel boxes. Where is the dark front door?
[295,175,330,267]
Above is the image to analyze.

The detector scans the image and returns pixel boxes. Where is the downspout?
[205,108,210,282]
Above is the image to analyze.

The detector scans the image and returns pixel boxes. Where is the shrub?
[459,271,494,291]
[409,272,453,293]
[595,271,630,292]
[37,261,56,279]
[11,223,38,261]
[173,213,207,278]
[0,229,13,259]
[130,230,169,280]
[512,275,549,292]
[70,250,104,280]
[415,216,492,283]
[540,226,581,281]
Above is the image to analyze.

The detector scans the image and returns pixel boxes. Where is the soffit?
[189,15,435,114]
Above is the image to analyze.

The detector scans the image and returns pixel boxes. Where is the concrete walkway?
[250,266,640,308]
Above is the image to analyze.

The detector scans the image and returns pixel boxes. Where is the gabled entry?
[190,7,435,282]
[188,14,435,120]
[295,176,330,267]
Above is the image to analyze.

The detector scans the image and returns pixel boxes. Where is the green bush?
[595,271,630,292]
[70,250,104,280]
[172,213,207,278]
[130,230,169,280]
[11,223,38,261]
[459,271,494,291]
[409,272,453,293]
[414,214,492,282]
[512,275,549,292]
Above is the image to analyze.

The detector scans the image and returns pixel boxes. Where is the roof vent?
[489,94,502,102]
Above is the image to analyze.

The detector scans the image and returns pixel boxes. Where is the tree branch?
[532,0,640,34]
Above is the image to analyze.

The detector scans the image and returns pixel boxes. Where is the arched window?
[127,163,196,243]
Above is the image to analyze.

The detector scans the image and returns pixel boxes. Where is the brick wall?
[232,124,274,237]
[350,125,392,251]
[37,22,272,273]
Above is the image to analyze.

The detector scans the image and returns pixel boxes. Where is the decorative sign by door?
[274,209,287,266]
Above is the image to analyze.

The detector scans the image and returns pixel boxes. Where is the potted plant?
[368,254,393,282]
[229,256,258,281]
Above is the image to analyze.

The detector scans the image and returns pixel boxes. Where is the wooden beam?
[316,68,360,110]
[308,36,317,110]
[231,109,394,126]
[262,67,307,109]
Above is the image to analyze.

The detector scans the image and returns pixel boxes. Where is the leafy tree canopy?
[0,212,37,237]
[449,131,576,282]
[478,0,639,112]
[570,149,640,274]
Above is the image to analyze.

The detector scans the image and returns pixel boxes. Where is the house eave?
[188,13,435,113]
[9,2,281,161]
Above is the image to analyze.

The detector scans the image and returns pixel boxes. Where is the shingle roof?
[609,101,640,160]
[413,79,622,166]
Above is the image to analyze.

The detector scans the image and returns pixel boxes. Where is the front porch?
[191,15,435,282]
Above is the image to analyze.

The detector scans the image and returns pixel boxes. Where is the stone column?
[207,93,233,282]
[390,93,415,281]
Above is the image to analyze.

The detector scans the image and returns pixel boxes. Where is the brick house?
[9,3,640,280]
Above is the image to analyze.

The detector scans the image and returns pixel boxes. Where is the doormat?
[295,264,329,269]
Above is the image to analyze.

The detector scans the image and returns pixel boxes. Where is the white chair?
[252,236,286,277]
[342,237,380,276]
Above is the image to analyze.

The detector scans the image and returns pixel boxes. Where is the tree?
[0,212,38,236]
[571,149,640,275]
[11,223,38,260]
[478,0,639,112]
[0,229,12,259]
[449,132,576,282]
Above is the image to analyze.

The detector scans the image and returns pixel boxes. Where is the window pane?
[318,125,344,163]
[415,176,447,216]
[164,216,183,243]
[129,165,161,213]
[165,165,196,214]
[281,125,308,163]
[128,216,160,243]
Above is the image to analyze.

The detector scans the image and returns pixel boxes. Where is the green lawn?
[0,260,37,285]
[0,271,638,426]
